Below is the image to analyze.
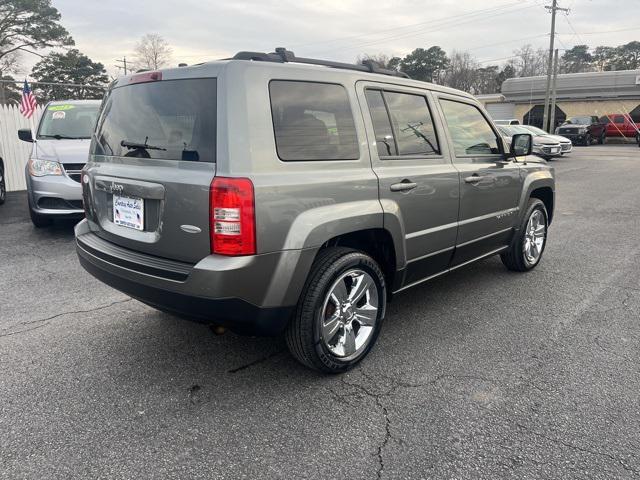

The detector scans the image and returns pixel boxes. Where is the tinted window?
[92,78,216,162]
[38,103,100,139]
[440,100,500,155]
[270,81,359,161]
[614,116,625,124]
[384,92,439,156]
[365,89,397,156]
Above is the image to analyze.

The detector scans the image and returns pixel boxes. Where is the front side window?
[270,81,359,161]
[38,103,100,140]
[440,99,500,156]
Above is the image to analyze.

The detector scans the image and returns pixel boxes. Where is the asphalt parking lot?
[1,144,639,479]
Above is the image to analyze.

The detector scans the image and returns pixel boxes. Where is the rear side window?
[269,81,359,161]
[365,89,439,158]
[614,116,625,124]
[440,99,500,156]
[365,90,397,156]
[92,78,216,162]
[384,92,439,156]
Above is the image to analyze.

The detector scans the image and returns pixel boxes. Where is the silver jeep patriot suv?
[76,48,555,373]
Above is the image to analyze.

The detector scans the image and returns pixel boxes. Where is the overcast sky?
[18,0,640,78]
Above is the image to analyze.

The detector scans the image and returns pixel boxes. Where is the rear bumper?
[75,220,314,335]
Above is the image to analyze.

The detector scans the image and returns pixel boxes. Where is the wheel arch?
[530,186,554,224]
[319,228,398,294]
[519,172,555,225]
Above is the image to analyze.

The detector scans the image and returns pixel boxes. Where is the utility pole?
[115,57,129,75]
[549,49,560,132]
[542,0,569,131]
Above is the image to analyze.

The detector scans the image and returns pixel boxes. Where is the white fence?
[0,104,43,192]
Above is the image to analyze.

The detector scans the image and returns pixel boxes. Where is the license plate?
[551,147,560,154]
[113,194,144,231]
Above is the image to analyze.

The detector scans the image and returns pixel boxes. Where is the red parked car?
[600,114,640,143]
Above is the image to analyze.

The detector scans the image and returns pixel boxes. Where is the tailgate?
[84,76,217,264]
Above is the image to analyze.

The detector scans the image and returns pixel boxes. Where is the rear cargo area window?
[92,78,216,162]
[269,81,359,161]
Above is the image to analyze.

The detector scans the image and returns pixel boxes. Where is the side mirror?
[18,128,33,142]
[508,133,532,157]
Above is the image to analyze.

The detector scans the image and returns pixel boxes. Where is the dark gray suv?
[76,49,555,373]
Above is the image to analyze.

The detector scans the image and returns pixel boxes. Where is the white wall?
[0,104,43,192]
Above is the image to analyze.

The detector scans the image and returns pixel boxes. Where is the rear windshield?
[92,78,216,162]
[38,103,99,140]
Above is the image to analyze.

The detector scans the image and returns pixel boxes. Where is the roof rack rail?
[232,47,410,79]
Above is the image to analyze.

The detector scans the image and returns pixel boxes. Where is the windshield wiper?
[39,134,86,140]
[120,137,167,151]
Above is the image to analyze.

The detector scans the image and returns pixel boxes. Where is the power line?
[115,57,129,75]
[287,1,526,50]
[556,26,638,35]
[309,3,541,55]
[468,34,549,52]
[563,13,585,45]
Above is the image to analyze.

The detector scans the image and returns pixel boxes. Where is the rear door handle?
[464,175,482,184]
[390,181,417,192]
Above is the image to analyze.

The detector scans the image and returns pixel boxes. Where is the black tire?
[583,133,591,146]
[636,133,640,147]
[0,163,5,205]
[28,197,52,228]
[285,247,386,373]
[501,198,548,272]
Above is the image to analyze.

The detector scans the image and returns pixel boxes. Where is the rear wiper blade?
[120,138,166,151]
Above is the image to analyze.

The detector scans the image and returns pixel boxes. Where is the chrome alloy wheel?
[320,269,379,359]
[523,209,546,266]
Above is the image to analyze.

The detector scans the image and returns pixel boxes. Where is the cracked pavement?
[1,145,639,479]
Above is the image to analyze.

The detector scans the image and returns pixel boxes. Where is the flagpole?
[21,79,38,140]
[29,112,37,140]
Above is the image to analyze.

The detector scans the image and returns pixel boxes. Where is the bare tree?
[512,44,548,77]
[0,50,20,76]
[0,50,21,105]
[133,34,172,71]
[443,50,479,92]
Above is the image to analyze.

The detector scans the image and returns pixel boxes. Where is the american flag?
[19,80,37,119]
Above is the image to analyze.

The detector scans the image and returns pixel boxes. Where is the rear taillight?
[209,177,256,256]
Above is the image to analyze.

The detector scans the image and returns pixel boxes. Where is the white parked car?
[498,125,562,160]
[494,119,520,125]
[519,125,572,155]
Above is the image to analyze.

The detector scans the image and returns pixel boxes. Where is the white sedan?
[519,125,573,155]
